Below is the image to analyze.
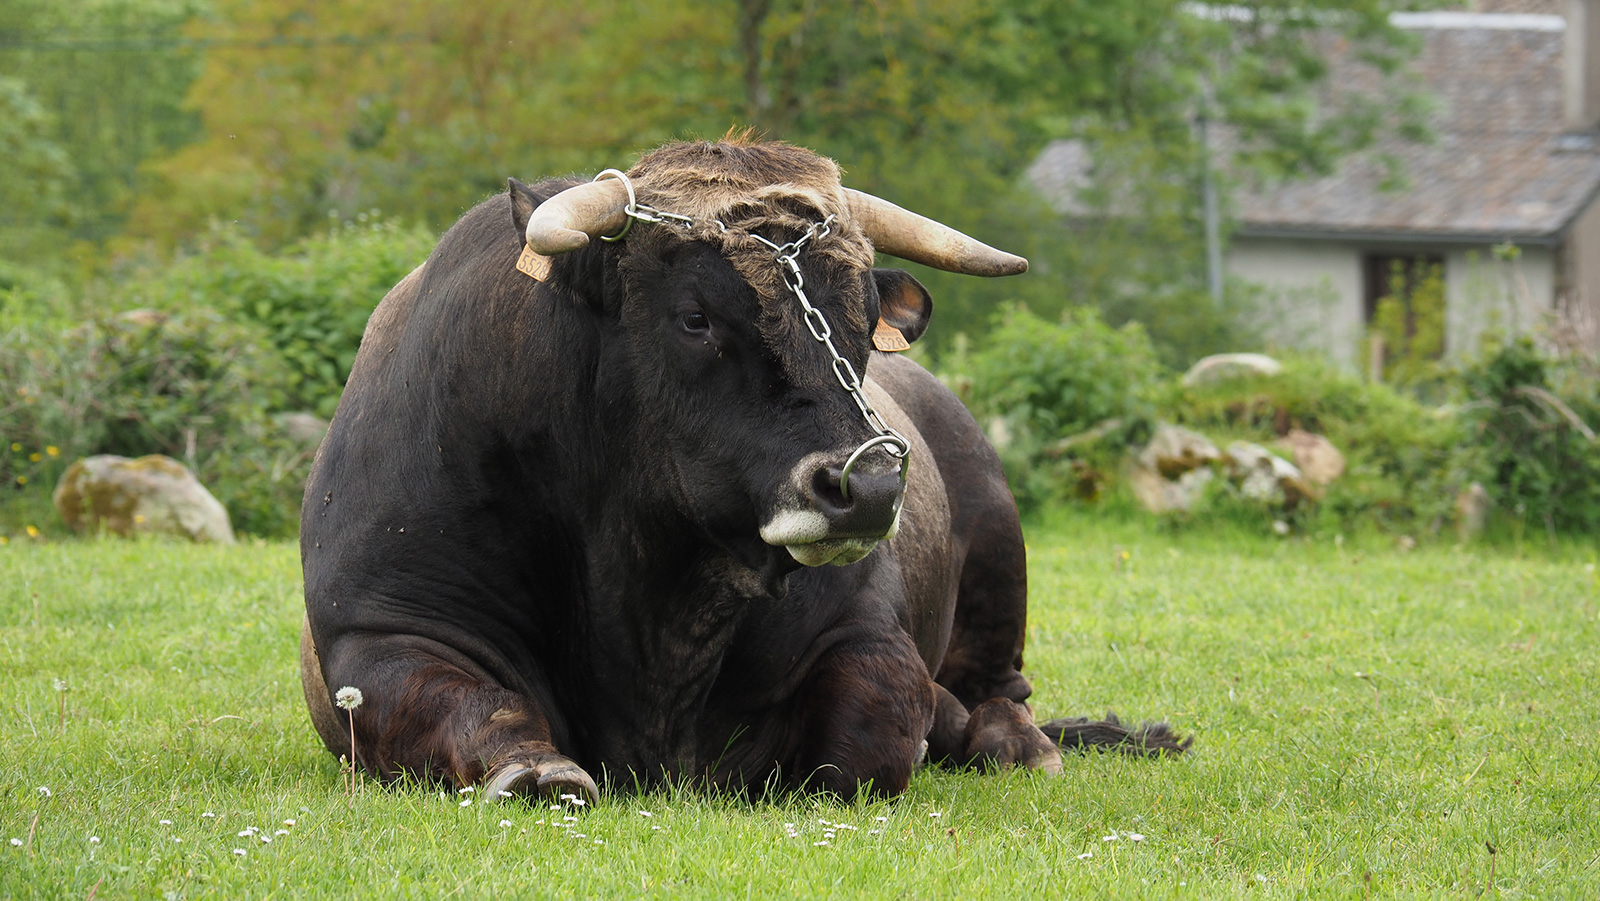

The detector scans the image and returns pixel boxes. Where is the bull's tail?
[1038,711,1192,758]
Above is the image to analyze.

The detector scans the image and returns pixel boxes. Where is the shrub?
[945,304,1163,511]
[0,310,305,537]
[122,218,435,418]
[1455,337,1600,535]
[1160,354,1467,532]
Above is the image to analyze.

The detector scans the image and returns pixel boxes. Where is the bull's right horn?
[524,178,632,254]
[844,189,1028,277]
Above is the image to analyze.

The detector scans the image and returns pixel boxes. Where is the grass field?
[2,517,1597,898]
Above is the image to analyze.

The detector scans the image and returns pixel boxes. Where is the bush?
[122,218,435,418]
[1455,337,1600,535]
[1,310,306,537]
[944,304,1163,511]
[1160,354,1468,532]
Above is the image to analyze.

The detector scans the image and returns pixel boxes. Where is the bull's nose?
[807,463,903,539]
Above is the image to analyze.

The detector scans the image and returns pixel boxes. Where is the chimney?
[1566,0,1600,130]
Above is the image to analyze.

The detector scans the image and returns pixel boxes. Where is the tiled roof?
[1027,14,1600,243]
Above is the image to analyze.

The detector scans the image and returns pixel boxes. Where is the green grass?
[2,520,1597,898]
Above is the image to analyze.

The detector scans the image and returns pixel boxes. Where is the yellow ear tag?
[516,244,552,282]
[872,321,910,352]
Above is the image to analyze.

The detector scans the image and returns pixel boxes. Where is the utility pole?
[1199,109,1224,305]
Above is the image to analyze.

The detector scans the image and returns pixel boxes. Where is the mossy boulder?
[53,454,235,543]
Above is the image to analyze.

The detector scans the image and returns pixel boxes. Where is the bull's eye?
[680,310,710,334]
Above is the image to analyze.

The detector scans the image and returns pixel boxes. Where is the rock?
[1223,441,1312,506]
[53,454,235,543]
[1455,482,1490,540]
[1128,460,1214,514]
[1138,423,1220,478]
[1181,353,1283,387]
[276,411,329,446]
[1276,429,1345,487]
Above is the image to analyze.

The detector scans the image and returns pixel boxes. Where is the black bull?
[299,141,1185,802]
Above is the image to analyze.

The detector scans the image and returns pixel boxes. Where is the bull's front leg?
[301,623,597,803]
[789,629,936,798]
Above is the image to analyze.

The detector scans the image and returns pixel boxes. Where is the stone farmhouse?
[1027,0,1600,366]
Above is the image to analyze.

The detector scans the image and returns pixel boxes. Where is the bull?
[300,139,1185,803]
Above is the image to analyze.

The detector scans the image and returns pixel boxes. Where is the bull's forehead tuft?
[626,141,875,271]
[624,141,876,389]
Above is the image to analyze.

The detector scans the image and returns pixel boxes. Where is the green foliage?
[1455,337,1600,535]
[946,305,1162,510]
[1369,258,1446,387]
[120,218,435,418]
[0,310,305,537]
[1162,355,1466,531]
[0,0,205,262]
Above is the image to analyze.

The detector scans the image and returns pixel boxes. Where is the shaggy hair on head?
[622,140,879,384]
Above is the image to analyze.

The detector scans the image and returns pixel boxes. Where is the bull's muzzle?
[760,449,907,567]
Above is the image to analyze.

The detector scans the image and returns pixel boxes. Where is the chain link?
[604,172,910,499]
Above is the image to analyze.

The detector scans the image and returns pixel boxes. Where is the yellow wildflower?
[8,443,18,452]
[29,452,41,462]
[26,525,39,538]
[46,446,59,457]
[15,476,27,486]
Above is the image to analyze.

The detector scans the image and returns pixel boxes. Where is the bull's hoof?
[485,756,600,806]
[1038,711,1193,757]
[964,698,1064,774]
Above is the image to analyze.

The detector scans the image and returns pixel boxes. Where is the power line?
[0,33,425,52]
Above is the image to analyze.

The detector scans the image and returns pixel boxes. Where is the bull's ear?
[872,268,933,344]
[508,178,540,237]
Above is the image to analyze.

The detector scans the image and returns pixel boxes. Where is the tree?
[115,0,1427,364]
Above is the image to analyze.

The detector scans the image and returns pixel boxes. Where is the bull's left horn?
[844,189,1028,277]
[524,178,631,254]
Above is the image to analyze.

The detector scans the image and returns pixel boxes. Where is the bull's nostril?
[811,466,850,512]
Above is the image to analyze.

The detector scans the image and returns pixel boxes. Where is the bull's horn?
[523,178,631,254]
[844,189,1027,277]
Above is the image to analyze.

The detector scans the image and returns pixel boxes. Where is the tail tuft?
[1037,711,1192,758]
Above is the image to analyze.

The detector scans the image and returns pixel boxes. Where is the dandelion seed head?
[335,686,364,710]
[499,820,512,828]
[1127,832,1146,842]
[9,838,21,847]
[88,836,99,843]
[37,786,51,797]
[174,837,182,843]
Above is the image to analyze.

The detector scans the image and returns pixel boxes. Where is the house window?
[1363,253,1446,364]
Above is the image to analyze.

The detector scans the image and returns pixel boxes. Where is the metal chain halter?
[594,169,910,500]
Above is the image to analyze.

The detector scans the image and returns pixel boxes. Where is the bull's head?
[508,141,1024,591]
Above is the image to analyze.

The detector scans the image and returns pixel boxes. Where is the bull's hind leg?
[932,456,1189,761]
[301,625,597,802]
